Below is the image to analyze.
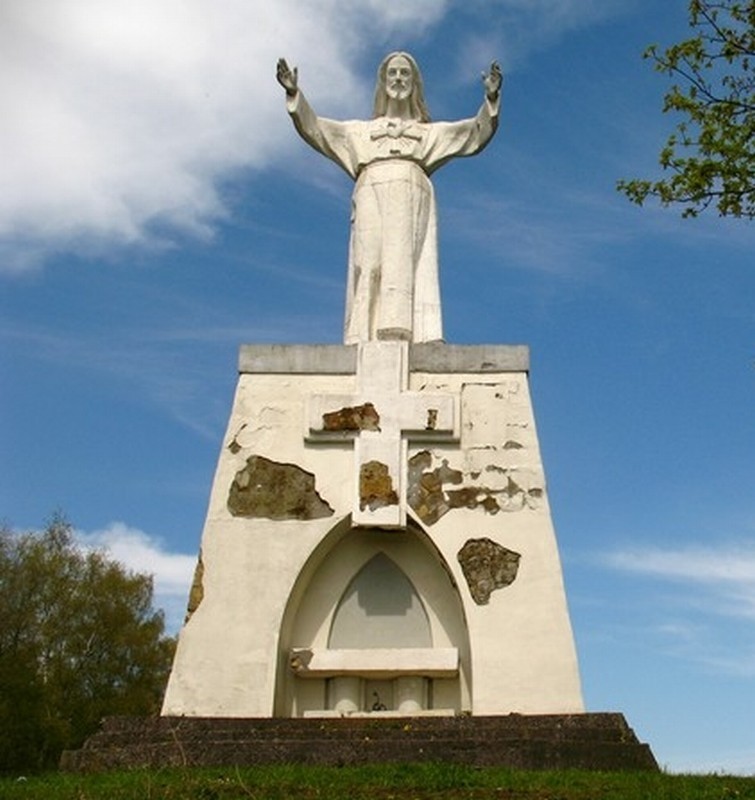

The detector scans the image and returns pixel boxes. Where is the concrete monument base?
[161,341,583,719]
[61,713,659,772]
[63,342,659,772]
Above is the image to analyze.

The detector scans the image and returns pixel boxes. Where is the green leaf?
[618,0,755,219]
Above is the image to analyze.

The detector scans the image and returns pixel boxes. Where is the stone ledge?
[61,713,659,773]
[238,343,529,375]
[239,344,357,374]
[411,343,529,374]
[290,647,459,678]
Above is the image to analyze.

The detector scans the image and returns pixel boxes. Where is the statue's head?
[373,52,430,122]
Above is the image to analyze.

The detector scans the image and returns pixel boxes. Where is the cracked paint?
[457,538,521,605]
[408,450,543,524]
[227,423,248,454]
[228,454,334,520]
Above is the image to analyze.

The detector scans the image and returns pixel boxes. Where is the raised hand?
[482,61,502,101]
[276,58,298,97]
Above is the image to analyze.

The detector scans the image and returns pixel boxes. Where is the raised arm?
[419,62,502,175]
[276,58,360,179]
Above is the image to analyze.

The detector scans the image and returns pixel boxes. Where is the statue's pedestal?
[61,713,659,772]
[161,342,584,718]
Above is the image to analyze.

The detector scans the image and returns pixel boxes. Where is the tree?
[0,515,175,773]
[618,0,755,218]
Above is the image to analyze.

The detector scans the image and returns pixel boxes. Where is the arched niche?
[328,553,432,649]
[274,517,471,717]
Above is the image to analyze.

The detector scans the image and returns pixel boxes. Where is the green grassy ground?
[2,764,755,800]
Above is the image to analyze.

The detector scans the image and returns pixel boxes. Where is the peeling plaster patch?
[409,450,433,474]
[408,450,463,525]
[359,460,398,511]
[496,475,541,511]
[457,538,521,605]
[446,487,500,514]
[185,551,205,622]
[408,451,542,524]
[323,402,380,432]
[228,455,334,520]
[503,440,523,450]
[499,473,544,511]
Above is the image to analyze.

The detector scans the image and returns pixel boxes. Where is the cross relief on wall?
[306,342,459,527]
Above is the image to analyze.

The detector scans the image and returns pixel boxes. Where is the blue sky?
[2,0,754,775]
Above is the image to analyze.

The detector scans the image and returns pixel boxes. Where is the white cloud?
[604,542,755,624]
[0,0,448,271]
[606,544,755,590]
[355,0,450,28]
[76,521,196,633]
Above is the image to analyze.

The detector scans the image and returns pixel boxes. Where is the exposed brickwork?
[61,713,659,773]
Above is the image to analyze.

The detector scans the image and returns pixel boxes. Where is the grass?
[2,764,755,800]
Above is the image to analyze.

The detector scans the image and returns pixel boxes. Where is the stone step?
[65,738,657,772]
[86,714,637,746]
[61,713,659,773]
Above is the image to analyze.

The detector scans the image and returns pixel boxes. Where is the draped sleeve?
[420,95,500,175]
[286,91,361,179]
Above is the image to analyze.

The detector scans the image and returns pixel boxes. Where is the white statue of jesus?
[277,52,502,344]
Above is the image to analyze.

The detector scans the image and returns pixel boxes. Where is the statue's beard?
[387,83,410,101]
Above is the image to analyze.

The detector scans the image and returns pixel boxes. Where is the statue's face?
[385,55,413,102]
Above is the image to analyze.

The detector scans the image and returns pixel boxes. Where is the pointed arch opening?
[328,553,431,649]
[274,518,471,717]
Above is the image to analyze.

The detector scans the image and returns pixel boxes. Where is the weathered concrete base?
[77,343,658,772]
[61,713,659,772]
[162,343,584,720]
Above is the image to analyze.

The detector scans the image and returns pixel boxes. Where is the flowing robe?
[286,90,499,344]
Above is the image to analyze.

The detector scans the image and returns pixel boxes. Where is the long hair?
[372,51,431,122]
